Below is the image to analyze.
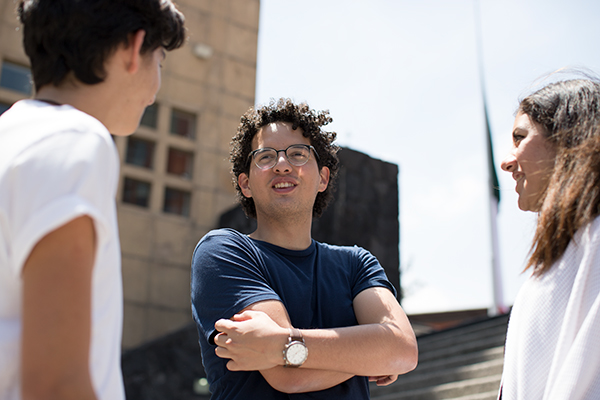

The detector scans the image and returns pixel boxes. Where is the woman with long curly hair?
[499,78,600,399]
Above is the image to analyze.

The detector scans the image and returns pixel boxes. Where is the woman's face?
[501,111,557,212]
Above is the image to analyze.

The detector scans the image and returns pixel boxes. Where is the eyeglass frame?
[247,144,320,170]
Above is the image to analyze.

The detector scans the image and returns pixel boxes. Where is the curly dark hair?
[230,98,340,219]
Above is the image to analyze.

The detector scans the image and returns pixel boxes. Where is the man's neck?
[250,217,313,250]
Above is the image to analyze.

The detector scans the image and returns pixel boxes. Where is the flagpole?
[474,0,507,315]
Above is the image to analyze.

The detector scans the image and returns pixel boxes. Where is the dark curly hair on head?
[230,98,340,219]
[18,0,186,92]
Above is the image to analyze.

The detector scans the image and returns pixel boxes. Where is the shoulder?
[193,229,255,258]
[197,228,251,246]
[3,101,115,169]
[314,242,382,275]
[563,215,600,262]
[316,241,377,262]
[39,104,113,157]
[2,100,108,137]
[583,216,600,242]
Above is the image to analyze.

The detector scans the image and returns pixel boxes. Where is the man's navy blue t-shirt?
[191,228,396,400]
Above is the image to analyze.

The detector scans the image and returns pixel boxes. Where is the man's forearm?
[214,288,418,390]
[215,311,417,377]
[260,367,353,394]
[298,322,417,376]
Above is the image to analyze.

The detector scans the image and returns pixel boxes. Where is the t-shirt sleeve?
[351,246,397,299]
[7,130,118,275]
[191,230,282,344]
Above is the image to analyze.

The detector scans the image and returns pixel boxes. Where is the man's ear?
[318,166,330,193]
[238,173,252,198]
[125,30,146,74]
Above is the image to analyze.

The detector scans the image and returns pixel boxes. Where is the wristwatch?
[283,328,308,367]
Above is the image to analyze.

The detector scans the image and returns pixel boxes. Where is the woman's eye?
[513,134,525,144]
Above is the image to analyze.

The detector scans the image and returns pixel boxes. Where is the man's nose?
[273,151,291,172]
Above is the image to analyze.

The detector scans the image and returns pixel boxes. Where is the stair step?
[418,334,506,364]
[417,315,509,350]
[418,327,507,356]
[371,358,503,396]
[372,374,502,400]
[411,346,504,375]
[370,315,508,400]
[444,390,500,400]
[417,320,508,352]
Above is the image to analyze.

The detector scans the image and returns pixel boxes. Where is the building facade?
[0,0,260,348]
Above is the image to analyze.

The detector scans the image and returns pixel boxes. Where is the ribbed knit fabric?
[500,216,600,399]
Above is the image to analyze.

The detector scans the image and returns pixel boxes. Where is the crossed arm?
[213,286,418,394]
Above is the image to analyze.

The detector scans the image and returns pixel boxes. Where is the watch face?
[287,342,308,365]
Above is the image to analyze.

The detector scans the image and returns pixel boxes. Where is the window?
[0,102,11,116]
[163,187,191,217]
[170,109,196,139]
[166,148,193,178]
[122,178,151,208]
[140,103,158,128]
[126,137,155,169]
[0,61,32,95]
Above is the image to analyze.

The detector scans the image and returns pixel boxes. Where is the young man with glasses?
[191,98,418,399]
[0,1,185,399]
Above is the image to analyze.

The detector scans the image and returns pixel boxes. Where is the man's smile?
[273,182,295,189]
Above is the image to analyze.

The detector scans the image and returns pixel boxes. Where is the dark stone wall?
[122,324,208,400]
[313,147,400,298]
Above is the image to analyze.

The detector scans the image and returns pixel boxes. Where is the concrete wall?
[115,0,260,348]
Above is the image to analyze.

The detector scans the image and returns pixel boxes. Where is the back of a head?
[18,0,186,92]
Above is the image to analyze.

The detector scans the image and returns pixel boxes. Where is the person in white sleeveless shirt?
[499,78,600,399]
[0,2,185,400]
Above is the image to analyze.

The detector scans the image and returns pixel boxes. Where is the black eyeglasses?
[248,144,319,170]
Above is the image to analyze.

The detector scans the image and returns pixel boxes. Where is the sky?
[254,0,600,314]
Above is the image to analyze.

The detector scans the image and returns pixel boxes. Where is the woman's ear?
[238,173,252,198]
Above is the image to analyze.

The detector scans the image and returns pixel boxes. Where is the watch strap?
[283,327,307,367]
[289,328,303,343]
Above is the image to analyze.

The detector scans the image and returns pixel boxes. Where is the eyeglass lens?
[253,145,312,169]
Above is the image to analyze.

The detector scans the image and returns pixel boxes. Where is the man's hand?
[214,310,289,371]
[369,374,398,386]
[214,301,355,393]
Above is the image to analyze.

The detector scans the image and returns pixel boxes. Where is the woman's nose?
[501,152,517,172]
